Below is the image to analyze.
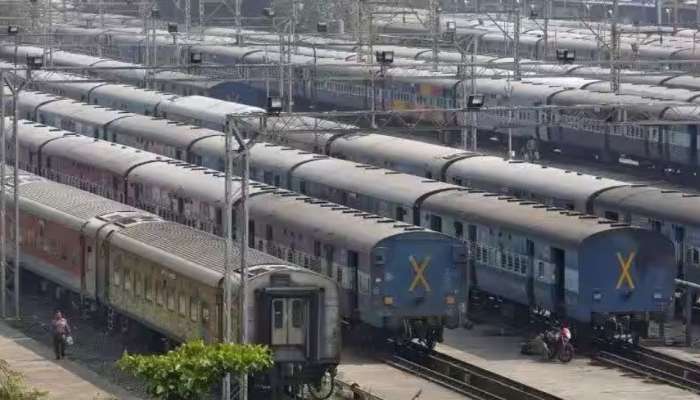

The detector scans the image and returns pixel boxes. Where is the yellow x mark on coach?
[409,256,431,292]
[616,251,636,290]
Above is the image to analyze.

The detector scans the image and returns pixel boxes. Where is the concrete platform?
[337,349,465,400]
[643,318,700,364]
[0,319,141,400]
[438,325,698,400]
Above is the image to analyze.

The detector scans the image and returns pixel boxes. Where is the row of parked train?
[0,163,340,396]
[372,7,700,63]
[0,50,681,349]
[36,24,700,173]
[5,37,699,294]
[0,12,692,396]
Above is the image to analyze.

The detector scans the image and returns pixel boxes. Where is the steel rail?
[592,346,700,393]
[386,342,565,400]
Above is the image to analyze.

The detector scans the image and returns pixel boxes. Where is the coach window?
[113,266,121,287]
[324,245,335,277]
[190,297,199,322]
[538,262,545,279]
[395,207,406,222]
[674,226,685,243]
[263,171,273,185]
[347,251,359,270]
[430,215,443,232]
[292,299,304,329]
[134,272,142,297]
[604,211,619,221]
[266,224,273,242]
[201,304,210,324]
[145,275,153,301]
[178,198,184,214]
[179,293,187,316]
[650,219,662,232]
[526,239,535,257]
[124,269,132,292]
[167,290,176,311]
[273,300,284,329]
[454,222,464,239]
[156,281,165,306]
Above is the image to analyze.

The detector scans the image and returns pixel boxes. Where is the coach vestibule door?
[271,298,308,346]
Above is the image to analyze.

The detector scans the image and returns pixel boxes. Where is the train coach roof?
[128,161,275,205]
[129,160,441,252]
[38,98,133,125]
[249,191,444,253]
[444,157,626,210]
[91,84,176,105]
[292,156,458,206]
[594,186,700,228]
[108,116,221,150]
[422,189,630,247]
[13,120,76,150]
[40,135,164,176]
[158,96,263,127]
[331,133,474,174]
[113,220,294,286]
[17,90,63,109]
[8,168,144,221]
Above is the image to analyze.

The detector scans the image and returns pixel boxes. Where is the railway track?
[592,345,700,393]
[384,342,564,400]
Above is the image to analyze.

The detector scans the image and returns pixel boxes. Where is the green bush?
[0,359,48,400]
[117,340,273,400]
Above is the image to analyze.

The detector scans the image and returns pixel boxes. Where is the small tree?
[117,340,273,400]
[0,359,48,400]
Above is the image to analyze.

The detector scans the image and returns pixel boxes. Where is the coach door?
[271,298,308,346]
[551,247,566,315]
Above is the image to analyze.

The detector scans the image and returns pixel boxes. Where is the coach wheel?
[308,370,335,400]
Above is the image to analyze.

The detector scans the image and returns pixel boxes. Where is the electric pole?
[513,0,521,81]
[431,0,440,72]
[235,0,241,44]
[673,0,678,33]
[237,121,250,400]
[99,0,104,28]
[0,71,5,318]
[222,117,234,400]
[185,0,191,38]
[471,38,478,152]
[199,0,205,38]
[222,115,251,400]
[609,0,620,94]
[543,0,550,60]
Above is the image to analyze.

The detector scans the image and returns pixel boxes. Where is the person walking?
[51,310,71,360]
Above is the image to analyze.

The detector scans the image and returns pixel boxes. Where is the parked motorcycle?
[542,326,574,363]
[521,324,574,363]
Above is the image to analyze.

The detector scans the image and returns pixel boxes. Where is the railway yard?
[4,0,700,398]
